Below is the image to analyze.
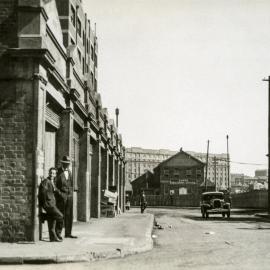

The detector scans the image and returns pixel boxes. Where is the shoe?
[56,235,63,240]
[50,237,62,242]
[65,235,78,238]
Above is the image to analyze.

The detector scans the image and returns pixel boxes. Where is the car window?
[202,194,224,200]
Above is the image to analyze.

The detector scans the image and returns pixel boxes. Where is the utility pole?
[226,135,230,190]
[263,76,270,213]
[115,108,119,128]
[205,140,209,192]
[214,156,217,191]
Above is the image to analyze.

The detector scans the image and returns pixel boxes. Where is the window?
[82,57,85,74]
[186,169,192,176]
[196,169,202,176]
[163,169,169,177]
[94,53,98,67]
[90,72,94,85]
[83,31,85,46]
[87,40,90,53]
[77,18,82,37]
[71,5,76,27]
[91,45,94,60]
[77,49,81,62]
[94,79,97,91]
[70,38,75,45]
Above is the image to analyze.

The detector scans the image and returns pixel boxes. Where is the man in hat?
[38,167,63,242]
[55,156,77,239]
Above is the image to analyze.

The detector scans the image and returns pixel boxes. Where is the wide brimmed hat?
[61,155,71,164]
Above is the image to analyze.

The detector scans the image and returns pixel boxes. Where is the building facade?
[125,147,230,192]
[130,171,159,196]
[154,150,205,196]
[187,152,230,190]
[0,0,125,242]
[125,147,177,191]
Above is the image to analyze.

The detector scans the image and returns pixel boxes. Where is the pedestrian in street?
[55,155,78,239]
[38,167,63,242]
[140,190,147,214]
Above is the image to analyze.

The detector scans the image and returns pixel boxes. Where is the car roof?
[202,192,224,196]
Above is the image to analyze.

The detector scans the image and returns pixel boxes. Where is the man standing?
[55,156,78,239]
[38,167,63,242]
[139,190,147,214]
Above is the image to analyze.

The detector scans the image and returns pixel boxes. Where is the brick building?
[0,0,125,242]
[154,150,205,196]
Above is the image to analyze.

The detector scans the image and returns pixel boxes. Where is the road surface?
[3,208,270,270]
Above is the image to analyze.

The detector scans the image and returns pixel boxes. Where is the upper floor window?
[77,18,82,37]
[186,169,192,176]
[91,45,94,60]
[71,5,76,27]
[77,49,81,63]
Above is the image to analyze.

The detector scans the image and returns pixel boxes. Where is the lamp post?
[263,76,270,213]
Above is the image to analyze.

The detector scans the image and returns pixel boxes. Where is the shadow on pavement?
[181,214,270,224]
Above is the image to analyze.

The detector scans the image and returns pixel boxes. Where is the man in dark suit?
[38,167,63,242]
[55,156,77,239]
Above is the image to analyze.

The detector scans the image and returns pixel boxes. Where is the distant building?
[230,173,268,193]
[255,169,268,178]
[125,147,177,191]
[154,150,205,196]
[125,147,230,192]
[188,152,230,190]
[130,171,158,196]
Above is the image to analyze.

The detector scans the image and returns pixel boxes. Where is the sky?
[84,0,270,176]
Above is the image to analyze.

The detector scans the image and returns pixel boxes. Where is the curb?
[0,214,154,265]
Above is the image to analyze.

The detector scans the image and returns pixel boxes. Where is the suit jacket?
[55,168,73,205]
[38,178,56,210]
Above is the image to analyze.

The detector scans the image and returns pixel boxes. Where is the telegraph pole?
[205,140,209,192]
[115,108,119,128]
[226,135,230,190]
[263,76,270,213]
[214,156,217,191]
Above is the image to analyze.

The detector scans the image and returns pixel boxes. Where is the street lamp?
[262,76,270,213]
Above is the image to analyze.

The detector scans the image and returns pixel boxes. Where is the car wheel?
[227,211,230,218]
[222,213,225,218]
[206,212,209,219]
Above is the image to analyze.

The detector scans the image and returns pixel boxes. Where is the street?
[3,208,270,270]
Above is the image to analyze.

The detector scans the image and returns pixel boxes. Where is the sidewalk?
[0,210,154,264]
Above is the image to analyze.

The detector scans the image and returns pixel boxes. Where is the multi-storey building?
[126,147,230,191]
[188,152,230,190]
[0,0,125,242]
[125,147,177,190]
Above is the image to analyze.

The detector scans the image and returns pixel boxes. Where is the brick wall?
[0,57,35,242]
[0,0,18,48]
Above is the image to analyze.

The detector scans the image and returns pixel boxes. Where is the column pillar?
[90,138,101,218]
[33,74,46,241]
[109,153,115,187]
[78,125,91,221]
[115,158,120,212]
[101,146,109,191]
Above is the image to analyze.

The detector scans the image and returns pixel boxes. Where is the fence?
[131,190,268,209]
[231,190,268,209]
[131,194,200,207]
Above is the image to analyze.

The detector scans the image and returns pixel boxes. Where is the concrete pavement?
[0,211,154,264]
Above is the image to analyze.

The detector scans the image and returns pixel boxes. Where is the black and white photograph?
[0,0,270,269]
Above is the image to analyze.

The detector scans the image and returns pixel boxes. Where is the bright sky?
[84,0,270,176]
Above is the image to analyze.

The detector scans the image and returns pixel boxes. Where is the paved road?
[3,208,270,270]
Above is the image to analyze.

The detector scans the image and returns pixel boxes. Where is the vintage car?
[200,191,231,219]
